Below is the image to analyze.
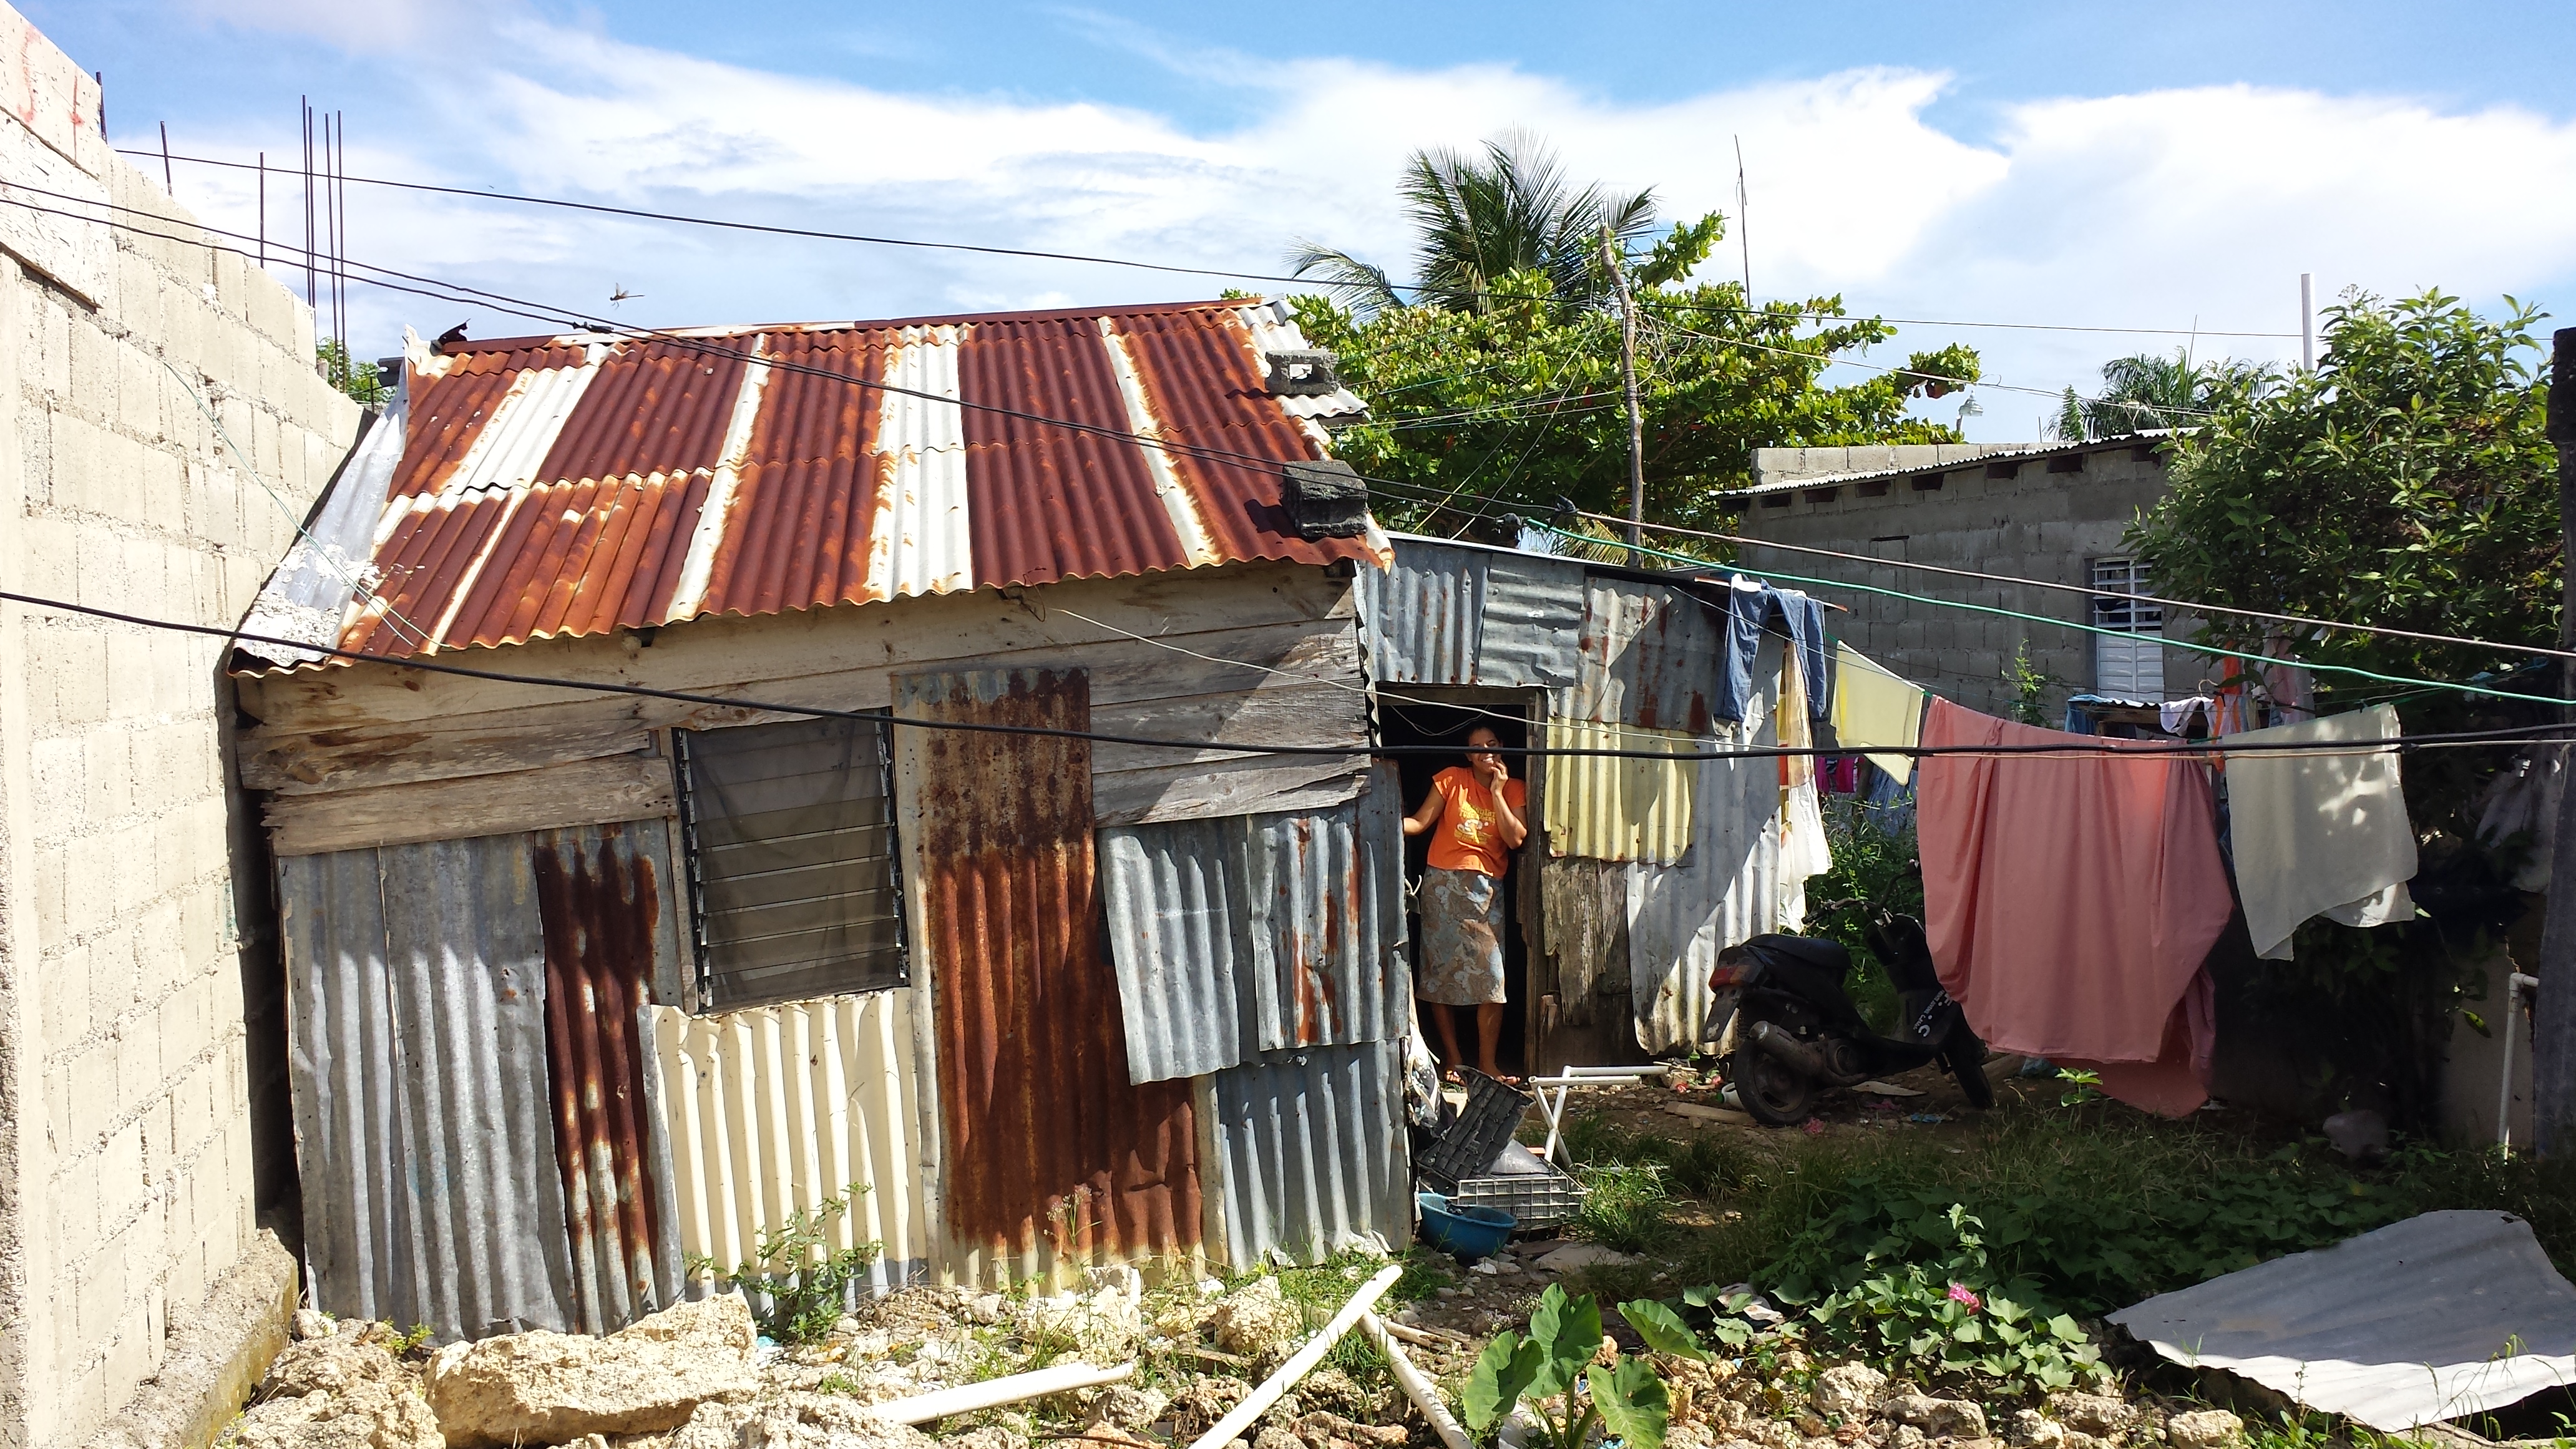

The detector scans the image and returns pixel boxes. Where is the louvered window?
[2090,557,2167,700]
[673,716,907,1010]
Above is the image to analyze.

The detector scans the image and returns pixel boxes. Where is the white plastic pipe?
[1187,1264,1403,1449]
[1360,1310,1474,1449]
[877,1360,1134,1425]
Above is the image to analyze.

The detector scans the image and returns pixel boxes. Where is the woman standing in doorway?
[1404,725,1528,1082]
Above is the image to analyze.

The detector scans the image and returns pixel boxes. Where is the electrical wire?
[9,583,2566,762]
[1578,509,2576,665]
[1522,519,2571,708]
[126,145,2299,340]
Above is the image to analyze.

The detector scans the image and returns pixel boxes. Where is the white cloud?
[146,6,2576,437]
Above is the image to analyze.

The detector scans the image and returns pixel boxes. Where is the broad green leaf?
[1527,1287,1603,1400]
[2047,1314,2086,1342]
[1464,1331,1543,1434]
[1618,1300,1707,1361]
[1589,1358,1671,1449]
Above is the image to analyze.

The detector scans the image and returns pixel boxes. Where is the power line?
[6,583,2564,762]
[1581,509,2576,665]
[1523,519,2570,708]
[124,144,2299,341]
[1651,296,2299,341]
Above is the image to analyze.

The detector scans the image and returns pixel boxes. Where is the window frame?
[668,713,910,1013]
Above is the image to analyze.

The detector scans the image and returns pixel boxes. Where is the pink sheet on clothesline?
[1915,699,2235,1116]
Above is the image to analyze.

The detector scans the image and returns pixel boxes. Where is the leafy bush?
[1466,1285,1688,1449]
[1764,1203,2108,1393]
[686,1183,882,1344]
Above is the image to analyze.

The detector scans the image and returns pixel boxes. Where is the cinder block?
[67,1037,120,1146]
[41,940,91,1046]
[104,625,154,720]
[29,290,72,397]
[67,832,121,940]
[82,726,130,820]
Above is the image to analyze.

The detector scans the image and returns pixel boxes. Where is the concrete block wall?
[1732,442,2202,720]
[0,7,361,1444]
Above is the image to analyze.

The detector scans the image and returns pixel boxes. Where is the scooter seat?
[1744,933,1851,975]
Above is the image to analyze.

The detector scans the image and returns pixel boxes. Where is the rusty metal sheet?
[1098,774,1409,1085]
[1561,577,1725,734]
[534,823,687,1334]
[237,301,1388,673]
[1207,1041,1410,1267]
[897,666,1201,1279]
[651,991,933,1293]
[278,821,686,1342]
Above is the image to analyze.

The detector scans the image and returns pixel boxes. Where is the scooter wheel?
[1732,1037,1817,1127]
[1944,1033,1996,1109]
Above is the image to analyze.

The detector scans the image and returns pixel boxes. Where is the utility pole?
[1601,223,1646,566]
[2299,273,2316,371]
[2537,324,2576,1155]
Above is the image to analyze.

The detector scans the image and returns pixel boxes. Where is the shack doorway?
[1377,686,1542,1080]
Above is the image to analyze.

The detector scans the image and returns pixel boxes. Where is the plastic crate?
[1417,1069,1536,1193]
[1451,1169,1585,1230]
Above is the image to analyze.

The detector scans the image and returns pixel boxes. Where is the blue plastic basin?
[1417,1191,1516,1261]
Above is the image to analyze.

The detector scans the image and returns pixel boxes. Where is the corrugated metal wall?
[1627,746,1783,1053]
[1100,780,1408,1083]
[1540,719,1697,863]
[1359,537,1581,688]
[1207,1042,1411,1267]
[651,991,932,1290]
[1559,577,1725,735]
[280,821,688,1340]
[897,666,1201,1282]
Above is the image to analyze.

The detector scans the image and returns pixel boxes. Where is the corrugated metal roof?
[651,991,932,1294]
[281,822,687,1341]
[1098,776,1410,1086]
[1207,1042,1411,1267]
[1627,649,1785,1053]
[1357,537,1584,688]
[1541,719,1697,864]
[897,666,1201,1281]
[242,300,1383,670]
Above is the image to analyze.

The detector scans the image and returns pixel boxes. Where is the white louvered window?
[2091,557,2166,700]
[673,716,908,1010]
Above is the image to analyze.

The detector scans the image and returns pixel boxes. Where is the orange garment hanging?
[1915,698,2236,1116]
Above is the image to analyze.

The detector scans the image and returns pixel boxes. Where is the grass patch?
[1569,1162,1674,1254]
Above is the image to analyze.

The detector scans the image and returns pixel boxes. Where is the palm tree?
[2054,349,2276,441]
[1289,131,1660,315]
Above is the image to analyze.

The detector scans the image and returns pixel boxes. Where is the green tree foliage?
[317,339,391,406]
[2131,290,2558,690]
[1289,130,1658,316]
[1291,237,1980,535]
[2052,348,2276,442]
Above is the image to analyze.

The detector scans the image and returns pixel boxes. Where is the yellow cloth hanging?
[1830,642,1926,784]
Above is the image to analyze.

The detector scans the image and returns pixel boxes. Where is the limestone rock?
[234,1383,443,1449]
[1208,1279,1306,1364]
[2047,1394,2133,1439]
[1088,1385,1172,1432]
[1809,1365,1888,1420]
[1884,1427,1928,1449]
[1251,1427,1304,1449]
[737,1392,938,1449]
[1885,1395,1987,1442]
[291,1309,338,1342]
[1022,1282,1144,1363]
[422,1295,759,1448]
[608,1400,757,1449]
[2165,1411,2243,1449]
[945,1428,1033,1449]
[265,1334,408,1398]
[2011,1408,2069,1448]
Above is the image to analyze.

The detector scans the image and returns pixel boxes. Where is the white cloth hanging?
[2225,705,2418,961]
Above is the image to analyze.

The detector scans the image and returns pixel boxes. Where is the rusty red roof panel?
[244,300,1382,668]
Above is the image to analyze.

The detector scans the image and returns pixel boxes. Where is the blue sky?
[31,0,2576,439]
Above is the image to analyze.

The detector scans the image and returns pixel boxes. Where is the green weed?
[685,1183,884,1345]
[1571,1163,1674,1254]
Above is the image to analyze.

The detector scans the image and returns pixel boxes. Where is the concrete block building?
[1729,436,2203,721]
[0,6,364,1443]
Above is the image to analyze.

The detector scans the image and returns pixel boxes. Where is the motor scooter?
[1701,912,1993,1126]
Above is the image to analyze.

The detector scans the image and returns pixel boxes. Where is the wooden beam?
[264,751,675,856]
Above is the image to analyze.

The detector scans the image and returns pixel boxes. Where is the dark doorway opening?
[1377,686,1541,1080]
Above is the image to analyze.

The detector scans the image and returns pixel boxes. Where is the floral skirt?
[1417,866,1506,1005]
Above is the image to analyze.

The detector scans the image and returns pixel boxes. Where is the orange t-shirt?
[1425,767,1527,877]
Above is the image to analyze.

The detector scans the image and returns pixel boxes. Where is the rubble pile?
[1643,1357,2246,1449]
